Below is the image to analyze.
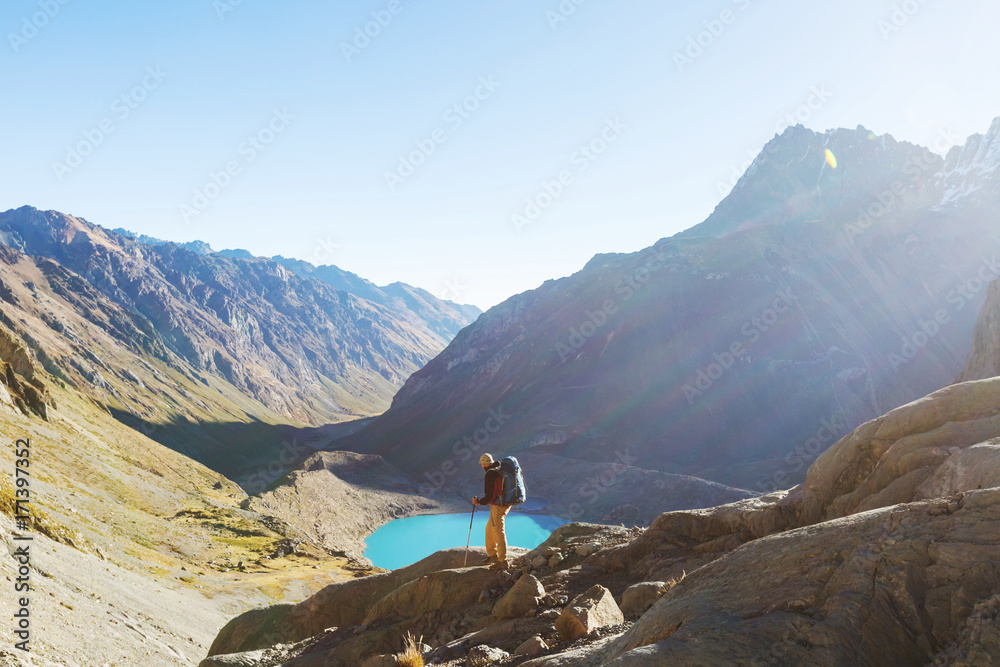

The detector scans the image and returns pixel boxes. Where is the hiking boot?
[490,559,509,571]
[482,555,500,566]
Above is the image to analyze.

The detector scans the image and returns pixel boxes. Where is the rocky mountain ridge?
[0,206,468,481]
[109,227,482,343]
[270,255,481,342]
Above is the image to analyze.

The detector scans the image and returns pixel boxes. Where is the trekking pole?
[463,502,476,567]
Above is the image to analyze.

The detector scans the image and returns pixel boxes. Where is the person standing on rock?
[473,453,511,570]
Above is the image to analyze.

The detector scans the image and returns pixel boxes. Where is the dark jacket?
[477,463,503,506]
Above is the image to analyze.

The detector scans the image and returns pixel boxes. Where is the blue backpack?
[499,456,527,506]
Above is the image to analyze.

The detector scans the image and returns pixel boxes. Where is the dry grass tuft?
[665,569,687,591]
[396,632,424,667]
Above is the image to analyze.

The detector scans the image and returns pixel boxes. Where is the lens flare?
[824,149,838,169]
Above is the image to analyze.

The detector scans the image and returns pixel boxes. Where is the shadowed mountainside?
[339,120,1000,495]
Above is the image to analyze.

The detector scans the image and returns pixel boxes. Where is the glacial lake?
[364,511,567,570]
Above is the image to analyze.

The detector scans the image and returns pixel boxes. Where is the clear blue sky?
[2,0,999,309]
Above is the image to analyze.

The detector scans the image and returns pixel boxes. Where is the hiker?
[473,453,511,569]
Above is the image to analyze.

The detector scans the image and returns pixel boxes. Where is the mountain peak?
[679,124,940,239]
[936,115,1000,209]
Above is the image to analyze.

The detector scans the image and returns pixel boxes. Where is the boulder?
[466,645,510,665]
[493,574,545,619]
[531,556,548,569]
[620,582,671,618]
[555,585,624,641]
[575,542,600,558]
[515,635,549,657]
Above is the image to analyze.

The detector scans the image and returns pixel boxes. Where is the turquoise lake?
[364,511,567,570]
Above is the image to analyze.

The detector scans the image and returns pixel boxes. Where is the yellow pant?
[486,504,512,561]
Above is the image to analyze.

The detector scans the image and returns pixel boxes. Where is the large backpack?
[498,456,527,507]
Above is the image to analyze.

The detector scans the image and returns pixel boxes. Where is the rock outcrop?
[603,489,1000,665]
[959,277,1000,382]
[0,320,35,380]
[0,320,50,418]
